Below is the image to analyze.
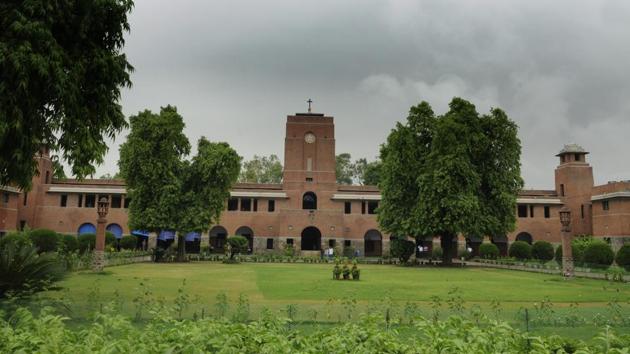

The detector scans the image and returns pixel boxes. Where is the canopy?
[158,230,176,240]
[185,232,201,242]
[131,230,150,237]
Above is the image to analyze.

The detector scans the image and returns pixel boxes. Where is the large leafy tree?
[0,0,134,190]
[239,154,282,184]
[335,153,353,185]
[119,106,240,261]
[379,98,523,265]
[353,158,382,186]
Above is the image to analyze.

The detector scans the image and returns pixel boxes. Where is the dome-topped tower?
[555,143,594,235]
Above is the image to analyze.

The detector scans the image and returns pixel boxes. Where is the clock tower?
[282,111,336,188]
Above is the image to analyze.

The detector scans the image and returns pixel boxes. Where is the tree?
[226,236,249,260]
[238,155,282,183]
[336,153,353,185]
[0,0,134,190]
[51,156,67,180]
[390,236,415,263]
[378,98,523,265]
[356,159,382,186]
[119,106,240,262]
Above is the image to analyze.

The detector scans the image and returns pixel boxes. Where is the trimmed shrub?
[531,241,554,262]
[582,240,614,268]
[120,235,137,250]
[0,232,32,249]
[390,237,415,263]
[29,229,61,253]
[61,234,79,253]
[226,236,249,260]
[615,244,630,270]
[479,243,500,259]
[432,246,443,260]
[77,232,116,253]
[343,246,355,258]
[508,241,531,260]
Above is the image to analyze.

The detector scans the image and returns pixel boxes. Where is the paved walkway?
[466,260,630,282]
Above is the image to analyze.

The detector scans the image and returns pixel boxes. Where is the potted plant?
[351,261,360,280]
[342,263,350,280]
[333,262,341,280]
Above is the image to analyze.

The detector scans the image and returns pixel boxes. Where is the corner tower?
[554,144,594,235]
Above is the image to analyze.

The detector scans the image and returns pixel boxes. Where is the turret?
[554,144,594,235]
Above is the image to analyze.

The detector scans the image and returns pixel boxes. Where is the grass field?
[42,262,630,340]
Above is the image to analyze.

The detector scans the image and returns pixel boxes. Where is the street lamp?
[93,196,110,272]
[558,206,573,278]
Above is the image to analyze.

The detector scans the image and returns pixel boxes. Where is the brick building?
[1,111,629,256]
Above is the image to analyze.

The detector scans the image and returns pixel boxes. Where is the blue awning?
[185,232,201,242]
[158,230,176,240]
[131,230,150,237]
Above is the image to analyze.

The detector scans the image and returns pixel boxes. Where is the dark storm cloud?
[95,0,630,188]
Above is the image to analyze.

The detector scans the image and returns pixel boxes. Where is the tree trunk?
[176,233,186,262]
[440,233,455,266]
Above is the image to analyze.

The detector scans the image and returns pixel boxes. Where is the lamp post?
[559,206,573,278]
[93,196,109,272]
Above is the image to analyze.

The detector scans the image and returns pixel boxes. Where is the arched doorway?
[235,226,254,254]
[516,232,533,244]
[466,235,483,257]
[77,223,96,235]
[491,235,508,256]
[209,226,228,253]
[185,232,201,253]
[302,192,317,210]
[301,227,321,251]
[364,229,382,257]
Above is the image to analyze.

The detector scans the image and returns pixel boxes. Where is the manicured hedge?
[390,238,415,263]
[119,235,137,250]
[582,240,614,268]
[508,241,531,260]
[77,232,116,253]
[28,228,61,253]
[531,241,554,262]
[61,234,79,252]
[479,243,500,259]
[0,232,32,249]
[615,244,630,270]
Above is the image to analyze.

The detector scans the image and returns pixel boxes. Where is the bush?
[508,241,531,260]
[390,237,415,263]
[226,236,249,260]
[0,241,67,298]
[119,235,137,250]
[28,228,61,253]
[479,243,500,259]
[343,246,355,258]
[60,234,79,253]
[459,248,472,260]
[0,232,32,249]
[615,244,630,270]
[432,246,443,260]
[531,241,554,262]
[77,232,116,253]
[582,240,614,268]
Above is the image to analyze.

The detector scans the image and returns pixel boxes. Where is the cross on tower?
[307,98,312,113]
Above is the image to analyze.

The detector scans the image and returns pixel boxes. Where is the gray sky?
[94,0,630,189]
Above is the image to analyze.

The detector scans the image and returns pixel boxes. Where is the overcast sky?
[94,0,630,189]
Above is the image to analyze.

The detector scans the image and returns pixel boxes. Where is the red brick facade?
[1,113,629,255]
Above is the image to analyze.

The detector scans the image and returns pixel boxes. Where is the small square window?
[253,199,258,212]
[344,202,351,214]
[368,201,379,214]
[344,240,351,247]
[529,205,534,218]
[124,196,131,208]
[517,205,527,218]
[240,198,252,211]
[266,238,274,249]
[328,239,336,248]
[85,194,96,208]
[2,192,9,204]
[286,238,294,245]
[268,200,275,212]
[306,177,313,182]
[111,195,121,208]
[78,194,83,207]
[60,194,67,207]
[603,200,609,211]
[227,198,238,211]
[544,206,550,218]
[361,201,366,214]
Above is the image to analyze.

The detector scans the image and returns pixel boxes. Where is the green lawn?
[43,262,629,339]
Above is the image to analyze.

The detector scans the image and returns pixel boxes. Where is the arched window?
[235,226,254,254]
[77,223,96,235]
[106,223,123,239]
[364,229,383,257]
[301,227,321,251]
[515,232,533,244]
[209,226,228,252]
[302,192,317,210]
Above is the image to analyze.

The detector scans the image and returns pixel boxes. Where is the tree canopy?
[118,105,240,261]
[378,98,523,264]
[239,155,282,184]
[336,154,381,185]
[0,0,134,190]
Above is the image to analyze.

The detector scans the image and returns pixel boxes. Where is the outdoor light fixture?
[559,206,571,231]
[97,196,110,218]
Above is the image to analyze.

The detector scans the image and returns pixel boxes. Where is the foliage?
[351,261,360,280]
[432,246,443,260]
[479,243,500,259]
[555,243,582,265]
[390,237,415,263]
[0,0,134,189]
[51,156,67,179]
[378,98,523,265]
[352,158,382,186]
[342,245,355,258]
[0,242,66,298]
[239,154,282,183]
[60,235,79,253]
[119,236,137,250]
[77,232,116,253]
[508,241,531,260]
[226,236,249,260]
[615,244,630,270]
[0,231,32,249]
[335,153,354,185]
[28,229,61,253]
[531,240,554,262]
[582,241,614,268]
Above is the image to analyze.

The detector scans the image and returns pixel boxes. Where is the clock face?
[305,133,316,144]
